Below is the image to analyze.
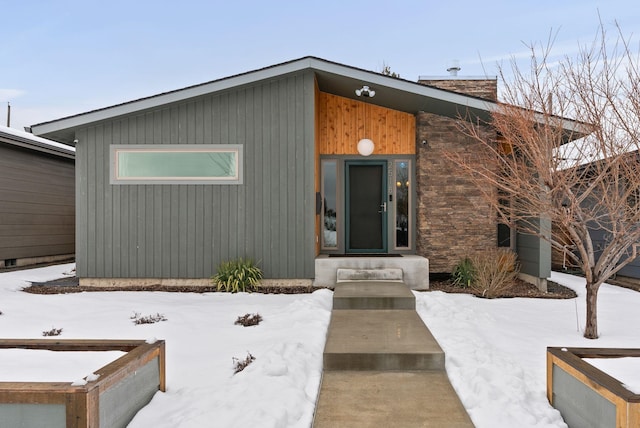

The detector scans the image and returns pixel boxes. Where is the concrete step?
[333,281,416,310]
[336,268,403,282]
[323,309,445,371]
[313,371,474,427]
[314,255,430,290]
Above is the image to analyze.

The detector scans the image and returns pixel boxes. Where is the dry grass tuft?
[469,249,519,298]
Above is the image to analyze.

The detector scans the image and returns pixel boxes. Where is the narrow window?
[497,193,514,249]
[322,160,338,249]
[110,145,243,184]
[395,160,410,248]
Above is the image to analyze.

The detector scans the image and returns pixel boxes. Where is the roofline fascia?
[0,132,75,159]
[31,57,320,136]
[31,57,498,137]
[489,102,593,141]
[30,56,585,141]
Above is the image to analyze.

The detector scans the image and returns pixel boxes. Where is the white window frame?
[110,144,243,185]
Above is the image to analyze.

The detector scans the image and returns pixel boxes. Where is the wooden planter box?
[0,339,165,428]
[547,347,640,428]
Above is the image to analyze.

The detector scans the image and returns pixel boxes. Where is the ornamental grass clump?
[212,258,263,293]
[469,248,519,298]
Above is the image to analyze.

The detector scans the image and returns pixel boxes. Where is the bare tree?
[448,23,640,339]
[381,61,400,78]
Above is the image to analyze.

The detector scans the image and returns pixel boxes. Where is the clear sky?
[2,0,639,133]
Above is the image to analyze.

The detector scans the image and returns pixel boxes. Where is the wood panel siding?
[75,71,316,280]
[0,145,75,261]
[317,92,415,155]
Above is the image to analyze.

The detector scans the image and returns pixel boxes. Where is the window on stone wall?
[497,193,513,248]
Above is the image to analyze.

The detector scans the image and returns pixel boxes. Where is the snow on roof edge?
[0,125,75,156]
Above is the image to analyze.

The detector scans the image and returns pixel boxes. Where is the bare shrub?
[131,312,167,325]
[233,352,255,374]
[469,249,519,298]
[42,327,63,337]
[234,313,263,327]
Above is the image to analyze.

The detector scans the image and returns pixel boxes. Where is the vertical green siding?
[76,71,316,280]
[517,217,552,279]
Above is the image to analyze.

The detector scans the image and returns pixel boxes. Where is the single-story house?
[0,125,75,268]
[30,56,583,289]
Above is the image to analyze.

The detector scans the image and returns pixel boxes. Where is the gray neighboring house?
[592,232,640,280]
[552,150,640,282]
[31,56,583,289]
[0,125,75,268]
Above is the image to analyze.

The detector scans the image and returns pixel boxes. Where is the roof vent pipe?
[446,60,461,77]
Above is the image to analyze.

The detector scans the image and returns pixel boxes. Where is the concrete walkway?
[313,281,474,427]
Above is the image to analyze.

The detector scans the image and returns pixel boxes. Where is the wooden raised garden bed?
[547,347,640,428]
[0,339,165,428]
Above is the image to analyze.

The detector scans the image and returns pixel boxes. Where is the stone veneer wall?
[415,78,498,273]
[418,78,498,101]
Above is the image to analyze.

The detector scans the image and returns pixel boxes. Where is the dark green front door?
[345,161,387,252]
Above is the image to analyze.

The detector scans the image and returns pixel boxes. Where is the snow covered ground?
[0,264,639,427]
[0,349,124,382]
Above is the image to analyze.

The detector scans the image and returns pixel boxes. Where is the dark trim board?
[328,254,403,258]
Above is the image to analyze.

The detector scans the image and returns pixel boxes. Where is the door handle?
[378,202,387,213]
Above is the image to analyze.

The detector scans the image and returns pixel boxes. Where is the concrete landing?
[333,281,416,310]
[323,309,445,371]
[314,255,429,290]
[313,371,474,428]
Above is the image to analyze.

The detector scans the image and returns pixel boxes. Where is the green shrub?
[469,249,519,298]
[212,258,263,293]
[452,257,475,288]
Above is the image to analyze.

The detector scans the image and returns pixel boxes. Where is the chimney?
[418,62,498,101]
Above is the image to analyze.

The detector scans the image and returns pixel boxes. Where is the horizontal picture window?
[110,145,243,184]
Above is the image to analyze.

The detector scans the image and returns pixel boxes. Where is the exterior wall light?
[357,138,375,156]
[355,85,375,97]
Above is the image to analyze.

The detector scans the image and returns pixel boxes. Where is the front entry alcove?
[313,255,429,290]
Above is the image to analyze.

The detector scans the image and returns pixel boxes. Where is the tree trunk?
[584,282,600,339]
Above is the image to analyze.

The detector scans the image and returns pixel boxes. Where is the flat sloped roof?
[0,125,75,159]
[30,56,588,145]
